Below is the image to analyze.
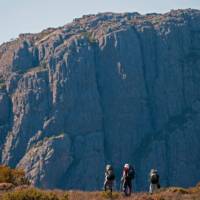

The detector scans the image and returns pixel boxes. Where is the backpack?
[126,166,135,180]
[150,172,159,184]
[107,170,115,181]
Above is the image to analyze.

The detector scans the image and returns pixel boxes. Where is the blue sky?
[1,0,200,44]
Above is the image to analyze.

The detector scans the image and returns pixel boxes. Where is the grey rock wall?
[0,9,200,190]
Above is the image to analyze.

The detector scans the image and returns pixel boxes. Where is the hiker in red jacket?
[121,163,135,196]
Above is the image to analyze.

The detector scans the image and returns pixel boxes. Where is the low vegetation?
[2,188,69,200]
[1,185,200,200]
[0,165,29,186]
[0,165,200,200]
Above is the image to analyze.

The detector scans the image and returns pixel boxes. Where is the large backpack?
[150,171,159,184]
[107,169,115,181]
[127,166,135,180]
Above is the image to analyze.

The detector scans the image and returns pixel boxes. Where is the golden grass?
[2,188,200,200]
[0,172,200,200]
[1,190,139,200]
[2,188,69,200]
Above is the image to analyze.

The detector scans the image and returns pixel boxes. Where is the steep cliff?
[1,9,200,190]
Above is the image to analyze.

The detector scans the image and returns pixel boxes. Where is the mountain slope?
[1,9,200,190]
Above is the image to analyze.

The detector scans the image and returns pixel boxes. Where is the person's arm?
[124,171,129,179]
[105,172,108,180]
[121,171,125,181]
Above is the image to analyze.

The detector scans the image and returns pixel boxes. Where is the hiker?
[121,163,135,196]
[104,164,115,193]
[149,169,160,194]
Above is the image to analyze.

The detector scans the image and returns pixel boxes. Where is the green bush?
[2,188,69,200]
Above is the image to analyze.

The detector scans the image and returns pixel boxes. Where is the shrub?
[2,188,69,200]
[171,187,189,194]
[0,183,14,191]
[0,165,29,186]
[0,166,13,183]
[168,187,190,194]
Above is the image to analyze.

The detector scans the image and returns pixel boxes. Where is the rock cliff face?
[1,9,200,190]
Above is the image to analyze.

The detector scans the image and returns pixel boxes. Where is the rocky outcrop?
[1,9,200,190]
[18,134,73,188]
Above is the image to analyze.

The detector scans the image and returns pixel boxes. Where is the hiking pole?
[119,180,121,192]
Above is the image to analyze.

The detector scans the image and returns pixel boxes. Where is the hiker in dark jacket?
[104,164,115,192]
[149,169,160,194]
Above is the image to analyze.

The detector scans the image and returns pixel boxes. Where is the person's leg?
[149,183,153,194]
[154,183,158,192]
[109,181,113,192]
[123,180,127,192]
[152,184,157,193]
[104,180,107,191]
[122,180,125,192]
[128,180,132,195]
